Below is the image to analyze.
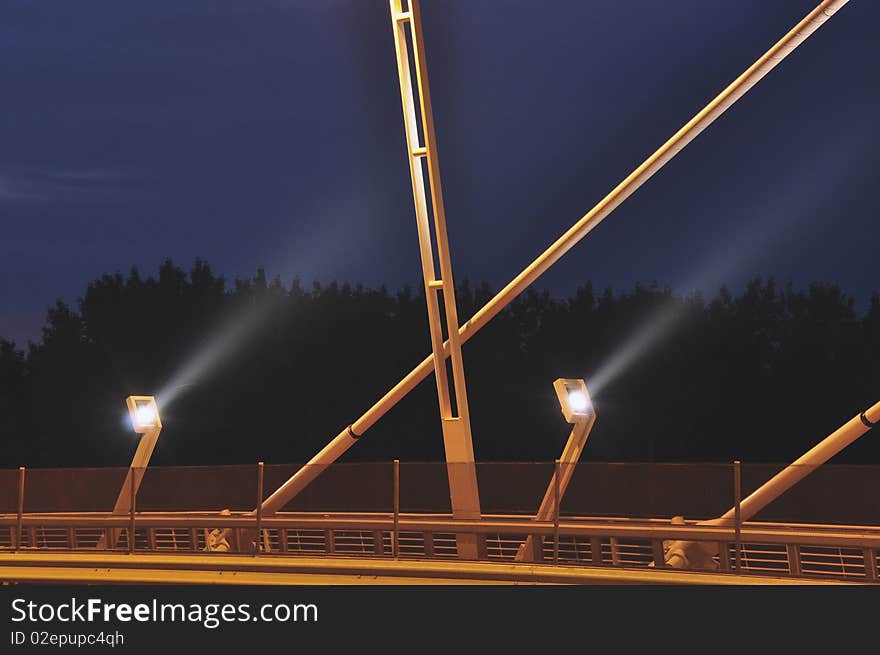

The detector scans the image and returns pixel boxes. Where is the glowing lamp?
[97,394,165,548]
[126,395,161,434]
[553,378,592,424]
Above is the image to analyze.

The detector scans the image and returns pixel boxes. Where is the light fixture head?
[126,395,162,434]
[553,378,593,424]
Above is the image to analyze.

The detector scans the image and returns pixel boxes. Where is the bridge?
[3,1,870,587]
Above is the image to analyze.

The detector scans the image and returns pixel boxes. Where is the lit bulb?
[567,391,590,413]
[135,405,156,427]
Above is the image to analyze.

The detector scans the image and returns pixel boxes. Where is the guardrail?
[2,511,877,583]
[3,460,878,582]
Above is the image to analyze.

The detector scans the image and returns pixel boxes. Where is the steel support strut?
[664,399,880,569]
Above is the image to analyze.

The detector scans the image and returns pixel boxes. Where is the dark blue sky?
[1,0,877,345]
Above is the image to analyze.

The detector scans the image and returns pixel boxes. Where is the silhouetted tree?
[1,260,877,468]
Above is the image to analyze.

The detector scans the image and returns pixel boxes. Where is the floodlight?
[516,378,597,562]
[99,395,164,548]
[126,396,161,434]
[553,378,592,424]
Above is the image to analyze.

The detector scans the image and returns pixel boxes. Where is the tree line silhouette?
[1,258,878,469]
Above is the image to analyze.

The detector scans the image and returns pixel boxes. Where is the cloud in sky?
[0,167,128,205]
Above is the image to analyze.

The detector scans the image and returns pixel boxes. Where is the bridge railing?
[1,460,878,582]
[1,510,879,582]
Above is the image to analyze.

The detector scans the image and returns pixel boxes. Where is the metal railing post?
[787,544,802,576]
[610,538,621,566]
[15,466,25,551]
[255,461,264,555]
[553,459,560,565]
[393,459,400,559]
[864,549,878,582]
[734,460,742,574]
[129,468,136,554]
[590,537,603,565]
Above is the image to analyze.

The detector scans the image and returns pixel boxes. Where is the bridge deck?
[0,551,852,585]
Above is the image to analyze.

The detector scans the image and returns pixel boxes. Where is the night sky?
[1,0,877,346]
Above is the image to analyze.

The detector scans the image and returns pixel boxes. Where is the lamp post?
[99,396,162,549]
[516,379,597,562]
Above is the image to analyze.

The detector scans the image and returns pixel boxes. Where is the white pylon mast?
[388,0,482,559]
